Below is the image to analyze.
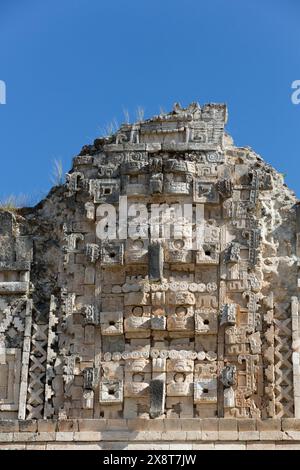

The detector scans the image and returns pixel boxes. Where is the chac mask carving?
[0,102,299,421]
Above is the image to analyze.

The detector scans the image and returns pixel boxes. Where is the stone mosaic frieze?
[0,102,299,424]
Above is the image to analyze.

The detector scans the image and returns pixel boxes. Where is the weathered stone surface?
[0,101,299,448]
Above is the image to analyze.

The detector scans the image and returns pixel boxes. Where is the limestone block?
[193,180,219,204]
[100,242,124,265]
[195,308,217,334]
[100,311,123,335]
[0,212,14,235]
[194,378,217,404]
[124,378,150,397]
[123,397,150,419]
[168,292,195,306]
[125,239,148,263]
[166,397,194,418]
[124,316,150,333]
[124,292,150,306]
[0,282,28,293]
[166,371,193,397]
[151,316,166,330]
[90,178,120,203]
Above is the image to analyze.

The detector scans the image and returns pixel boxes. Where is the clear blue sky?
[0,0,300,203]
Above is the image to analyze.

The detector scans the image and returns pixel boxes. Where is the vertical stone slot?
[148,242,164,281]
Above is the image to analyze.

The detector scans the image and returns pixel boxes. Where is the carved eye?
[133,240,144,249]
[133,373,144,383]
[174,373,185,383]
[132,306,143,317]
[173,239,184,249]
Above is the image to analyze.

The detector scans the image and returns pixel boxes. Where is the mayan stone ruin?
[1,102,300,449]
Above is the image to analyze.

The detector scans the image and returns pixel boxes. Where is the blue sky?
[0,0,300,203]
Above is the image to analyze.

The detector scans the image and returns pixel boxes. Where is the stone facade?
[0,102,300,448]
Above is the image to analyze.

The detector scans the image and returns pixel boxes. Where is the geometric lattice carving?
[44,296,59,418]
[274,311,294,417]
[26,323,48,419]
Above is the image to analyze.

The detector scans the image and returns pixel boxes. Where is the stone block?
[246,441,276,450]
[219,418,238,431]
[202,430,218,441]
[169,443,193,450]
[73,432,102,441]
[134,431,162,441]
[218,419,238,440]
[13,432,36,442]
[275,442,300,450]
[160,431,186,441]
[46,443,73,450]
[35,432,56,441]
[55,420,77,432]
[0,443,26,450]
[26,444,47,450]
[282,418,300,431]
[180,418,201,431]
[281,431,300,440]
[164,419,182,431]
[146,419,165,432]
[259,431,284,441]
[55,432,74,441]
[186,431,202,440]
[238,418,257,432]
[19,419,38,432]
[0,421,19,432]
[78,419,107,431]
[257,419,281,431]
[38,419,58,433]
[127,419,149,431]
[239,431,260,441]
[0,432,13,442]
[106,418,129,431]
[215,442,246,450]
[192,443,215,449]
[101,431,133,441]
[201,418,219,440]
